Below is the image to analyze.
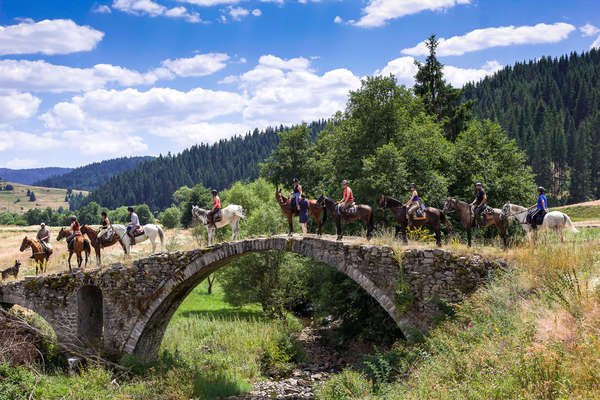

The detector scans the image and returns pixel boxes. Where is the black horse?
[378,195,452,246]
[316,195,374,241]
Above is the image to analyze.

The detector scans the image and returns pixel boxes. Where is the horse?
[191,205,245,246]
[442,197,508,247]
[275,190,325,236]
[81,224,127,266]
[111,223,165,254]
[19,236,51,275]
[56,228,90,272]
[501,203,579,243]
[378,195,452,246]
[316,195,374,241]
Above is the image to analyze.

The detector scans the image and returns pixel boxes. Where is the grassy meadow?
[0,182,87,214]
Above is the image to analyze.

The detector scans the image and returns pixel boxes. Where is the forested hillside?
[34,156,152,191]
[0,167,72,185]
[79,121,327,211]
[463,48,600,205]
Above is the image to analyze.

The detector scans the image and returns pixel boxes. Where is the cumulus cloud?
[0,131,61,152]
[177,0,241,5]
[376,56,502,87]
[334,16,343,24]
[252,9,262,16]
[113,0,201,22]
[92,4,112,13]
[0,19,104,56]
[353,0,471,28]
[228,6,250,20]
[0,92,41,121]
[580,23,600,37]
[0,59,172,93]
[161,53,230,77]
[402,23,575,56]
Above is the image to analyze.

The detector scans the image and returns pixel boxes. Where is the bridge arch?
[123,236,399,362]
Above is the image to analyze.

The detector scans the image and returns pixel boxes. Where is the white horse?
[192,205,245,246]
[111,223,165,254]
[501,203,579,242]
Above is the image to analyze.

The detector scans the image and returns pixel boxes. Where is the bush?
[316,369,372,400]
[159,206,181,229]
[135,204,155,225]
[4,184,13,191]
[0,212,14,225]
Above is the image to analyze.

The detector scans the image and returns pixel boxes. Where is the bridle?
[502,204,530,224]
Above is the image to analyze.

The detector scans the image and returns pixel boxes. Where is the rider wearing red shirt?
[339,180,355,216]
[208,189,221,227]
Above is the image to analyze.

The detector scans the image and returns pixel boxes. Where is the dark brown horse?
[378,196,452,246]
[276,190,325,236]
[19,236,51,275]
[316,195,374,241]
[81,224,126,266]
[442,197,508,247]
[56,228,90,272]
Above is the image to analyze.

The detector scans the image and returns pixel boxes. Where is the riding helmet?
[537,186,545,193]
[292,178,299,183]
[341,179,347,185]
[127,207,134,212]
[211,189,218,195]
[70,215,77,221]
[475,182,482,187]
[410,183,416,189]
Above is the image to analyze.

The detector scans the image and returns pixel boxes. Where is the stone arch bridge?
[0,235,504,362]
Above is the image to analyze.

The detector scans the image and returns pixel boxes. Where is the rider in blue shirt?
[530,186,548,229]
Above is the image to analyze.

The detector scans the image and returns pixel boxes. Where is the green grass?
[2,280,302,400]
[552,204,600,222]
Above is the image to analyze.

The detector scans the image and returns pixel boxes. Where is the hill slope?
[0,182,87,214]
[79,121,326,211]
[463,48,600,205]
[34,156,153,191]
[0,167,72,185]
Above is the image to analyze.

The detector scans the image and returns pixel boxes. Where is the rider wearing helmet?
[529,186,548,229]
[67,215,81,250]
[470,183,487,227]
[97,211,111,248]
[208,189,221,227]
[290,178,302,213]
[405,183,420,225]
[127,207,140,245]
[339,180,355,217]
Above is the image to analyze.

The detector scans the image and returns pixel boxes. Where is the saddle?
[471,205,492,227]
[526,209,545,228]
[338,203,357,218]
[133,227,145,237]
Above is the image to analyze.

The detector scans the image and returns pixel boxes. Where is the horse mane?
[384,196,403,208]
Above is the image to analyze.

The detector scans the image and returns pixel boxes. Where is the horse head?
[19,236,30,251]
[56,228,66,241]
[191,205,207,225]
[378,195,387,210]
[316,195,326,207]
[442,197,455,214]
[501,203,511,217]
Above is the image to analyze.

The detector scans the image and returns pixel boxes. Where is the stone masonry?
[0,235,505,362]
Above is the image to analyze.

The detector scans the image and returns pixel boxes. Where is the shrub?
[316,369,372,400]
[159,206,181,229]
[0,212,14,225]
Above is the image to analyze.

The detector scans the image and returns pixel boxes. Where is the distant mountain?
[34,156,153,192]
[0,167,72,185]
[78,121,327,211]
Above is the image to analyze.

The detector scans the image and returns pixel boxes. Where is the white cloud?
[0,92,41,121]
[580,23,600,37]
[113,0,201,22]
[177,0,241,5]
[252,9,262,16]
[0,59,172,93]
[0,131,61,152]
[592,36,600,49]
[0,158,43,169]
[161,53,230,77]
[402,23,575,56]
[334,16,343,24]
[353,0,471,28]
[92,4,112,13]
[228,6,250,20]
[0,19,104,56]
[376,56,502,87]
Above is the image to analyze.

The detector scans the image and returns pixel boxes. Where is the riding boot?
[128,231,135,246]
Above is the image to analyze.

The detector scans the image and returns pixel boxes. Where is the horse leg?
[68,252,73,272]
[150,238,156,253]
[336,219,342,241]
[467,228,472,247]
[402,224,408,245]
[288,216,293,237]
[434,227,441,247]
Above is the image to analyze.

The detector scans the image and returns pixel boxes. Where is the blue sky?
[0,0,598,168]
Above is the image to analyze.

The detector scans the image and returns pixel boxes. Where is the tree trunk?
[207,275,215,295]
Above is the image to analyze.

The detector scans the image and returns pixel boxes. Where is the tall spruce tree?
[413,34,473,141]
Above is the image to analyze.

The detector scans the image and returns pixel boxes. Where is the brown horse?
[442,197,508,247]
[316,195,374,241]
[56,228,90,272]
[378,196,452,246]
[275,190,325,236]
[81,224,126,266]
[19,236,51,275]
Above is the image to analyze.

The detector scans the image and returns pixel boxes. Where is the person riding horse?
[529,186,548,229]
[470,182,487,227]
[66,216,82,251]
[127,207,141,245]
[290,178,302,213]
[97,211,111,248]
[35,222,52,257]
[208,189,222,228]
[339,180,355,220]
[405,183,421,225]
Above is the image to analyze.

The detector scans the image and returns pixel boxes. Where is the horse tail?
[158,225,165,247]
[322,206,327,224]
[84,239,91,255]
[563,213,579,233]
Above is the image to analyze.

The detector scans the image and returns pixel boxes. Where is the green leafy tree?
[0,212,15,225]
[135,204,154,225]
[158,206,181,229]
[78,201,102,225]
[180,183,212,227]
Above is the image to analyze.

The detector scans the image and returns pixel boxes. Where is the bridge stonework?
[0,235,505,362]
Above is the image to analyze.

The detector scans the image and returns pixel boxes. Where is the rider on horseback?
[470,183,487,228]
[208,189,221,228]
[35,222,52,258]
[339,180,355,220]
[97,211,111,248]
[529,186,548,229]
[67,216,82,251]
[290,178,302,213]
[405,183,420,225]
[127,207,140,245]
